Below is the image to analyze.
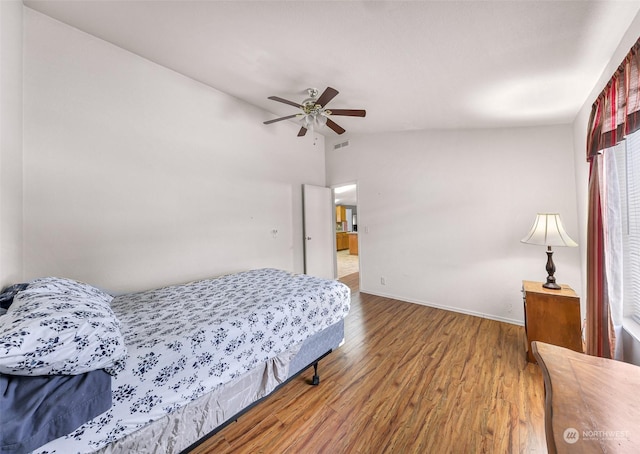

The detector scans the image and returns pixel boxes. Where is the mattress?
[98,319,345,454]
[33,269,350,453]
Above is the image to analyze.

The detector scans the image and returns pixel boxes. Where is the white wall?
[23,9,325,294]
[572,11,640,364]
[326,126,581,324]
[0,0,23,288]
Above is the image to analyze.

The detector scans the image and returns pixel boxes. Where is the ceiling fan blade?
[328,109,366,117]
[298,127,308,137]
[315,87,339,108]
[263,114,298,125]
[326,118,346,135]
[268,96,302,109]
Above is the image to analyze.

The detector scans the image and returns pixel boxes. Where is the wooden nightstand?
[522,280,582,363]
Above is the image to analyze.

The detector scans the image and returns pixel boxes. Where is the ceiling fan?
[263,87,366,137]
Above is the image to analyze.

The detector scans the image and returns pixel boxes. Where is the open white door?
[302,184,335,279]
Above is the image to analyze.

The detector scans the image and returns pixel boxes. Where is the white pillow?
[0,277,127,376]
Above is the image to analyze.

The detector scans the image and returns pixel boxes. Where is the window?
[610,130,640,323]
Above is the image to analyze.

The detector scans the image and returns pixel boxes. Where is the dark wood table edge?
[532,341,558,454]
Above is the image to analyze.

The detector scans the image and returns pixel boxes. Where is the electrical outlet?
[380,277,386,285]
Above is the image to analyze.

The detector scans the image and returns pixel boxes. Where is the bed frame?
[95,319,345,453]
[181,319,343,452]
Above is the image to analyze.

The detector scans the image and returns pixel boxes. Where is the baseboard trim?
[359,287,524,326]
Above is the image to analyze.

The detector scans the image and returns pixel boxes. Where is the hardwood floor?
[191,272,546,453]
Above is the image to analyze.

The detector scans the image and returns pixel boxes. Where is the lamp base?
[543,247,562,290]
[543,281,561,290]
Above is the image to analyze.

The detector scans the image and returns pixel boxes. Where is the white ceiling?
[334,183,357,206]
[24,0,640,136]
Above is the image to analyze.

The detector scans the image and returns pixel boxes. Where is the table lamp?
[521,213,578,290]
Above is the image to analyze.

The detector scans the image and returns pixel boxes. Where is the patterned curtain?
[587,38,640,160]
[585,157,614,357]
[586,37,640,358]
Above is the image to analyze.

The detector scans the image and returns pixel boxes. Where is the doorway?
[333,183,359,279]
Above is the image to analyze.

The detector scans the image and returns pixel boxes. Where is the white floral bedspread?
[35,269,350,453]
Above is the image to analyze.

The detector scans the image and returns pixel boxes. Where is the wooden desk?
[533,341,640,453]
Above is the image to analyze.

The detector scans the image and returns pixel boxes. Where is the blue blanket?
[0,370,112,454]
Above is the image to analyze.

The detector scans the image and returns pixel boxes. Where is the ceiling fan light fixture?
[301,114,313,128]
[301,112,327,131]
[317,113,328,126]
[264,86,365,137]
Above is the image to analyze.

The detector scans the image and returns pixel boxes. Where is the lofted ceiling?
[24,0,640,136]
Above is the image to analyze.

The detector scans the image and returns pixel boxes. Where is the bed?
[0,268,350,453]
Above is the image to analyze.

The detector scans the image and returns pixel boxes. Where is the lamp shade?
[520,213,578,247]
